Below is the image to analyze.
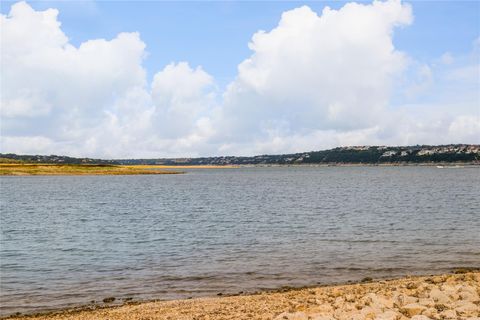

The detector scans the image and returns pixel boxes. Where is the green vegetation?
[0,154,119,165]
[1,144,479,166]
[0,157,24,164]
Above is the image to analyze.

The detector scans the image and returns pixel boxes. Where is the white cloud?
[448,115,480,143]
[1,136,55,154]
[151,62,217,138]
[440,52,454,65]
[404,64,433,99]
[1,2,147,121]
[1,1,478,158]
[0,1,217,158]
[219,0,412,146]
[0,1,149,153]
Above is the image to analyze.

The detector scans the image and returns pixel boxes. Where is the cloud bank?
[1,0,479,158]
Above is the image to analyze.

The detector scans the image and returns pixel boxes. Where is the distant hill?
[0,154,120,165]
[2,144,479,166]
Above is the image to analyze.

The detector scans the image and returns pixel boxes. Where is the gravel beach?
[6,272,480,320]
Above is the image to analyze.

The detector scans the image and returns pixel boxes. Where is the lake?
[1,166,479,316]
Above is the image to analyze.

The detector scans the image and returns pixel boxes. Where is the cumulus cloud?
[0,0,478,158]
[1,0,149,154]
[0,1,217,157]
[151,62,217,138]
[218,0,413,152]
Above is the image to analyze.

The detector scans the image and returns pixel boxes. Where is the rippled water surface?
[1,167,479,316]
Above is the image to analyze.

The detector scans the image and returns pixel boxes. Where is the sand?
[6,272,480,320]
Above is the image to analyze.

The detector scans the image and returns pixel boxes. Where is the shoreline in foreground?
[5,271,479,320]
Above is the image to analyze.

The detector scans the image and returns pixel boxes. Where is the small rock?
[421,307,438,318]
[439,309,457,319]
[406,282,418,289]
[429,277,444,284]
[329,288,343,298]
[453,268,476,274]
[316,303,334,313]
[334,296,345,308]
[274,312,308,320]
[348,314,365,320]
[309,314,335,320]
[410,316,431,320]
[375,310,400,320]
[360,305,377,319]
[418,298,435,307]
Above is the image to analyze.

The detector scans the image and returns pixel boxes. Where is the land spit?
[0,164,183,175]
[6,272,480,320]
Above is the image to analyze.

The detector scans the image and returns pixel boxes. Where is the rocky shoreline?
[5,272,480,320]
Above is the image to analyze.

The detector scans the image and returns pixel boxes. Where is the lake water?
[1,167,479,316]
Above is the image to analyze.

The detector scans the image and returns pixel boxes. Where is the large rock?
[441,284,460,300]
[458,285,480,302]
[400,303,427,317]
[365,293,393,309]
[428,288,450,304]
[460,291,480,302]
[455,301,480,316]
[393,294,418,307]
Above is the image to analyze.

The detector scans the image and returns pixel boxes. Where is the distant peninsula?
[1,144,479,166]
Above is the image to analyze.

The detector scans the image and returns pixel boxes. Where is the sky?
[1,0,479,158]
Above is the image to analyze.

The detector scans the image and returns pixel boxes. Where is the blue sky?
[4,0,478,86]
[1,0,479,157]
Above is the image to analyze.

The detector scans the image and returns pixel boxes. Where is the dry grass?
[0,164,182,176]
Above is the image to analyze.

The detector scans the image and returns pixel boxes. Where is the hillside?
[2,144,479,166]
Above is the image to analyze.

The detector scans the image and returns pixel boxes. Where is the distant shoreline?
[2,144,479,167]
[130,162,480,168]
[5,271,479,319]
[1,162,479,176]
[228,162,480,167]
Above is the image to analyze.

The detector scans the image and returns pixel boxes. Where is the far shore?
[1,162,478,176]
[122,164,240,169]
[0,164,183,176]
[5,271,479,319]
